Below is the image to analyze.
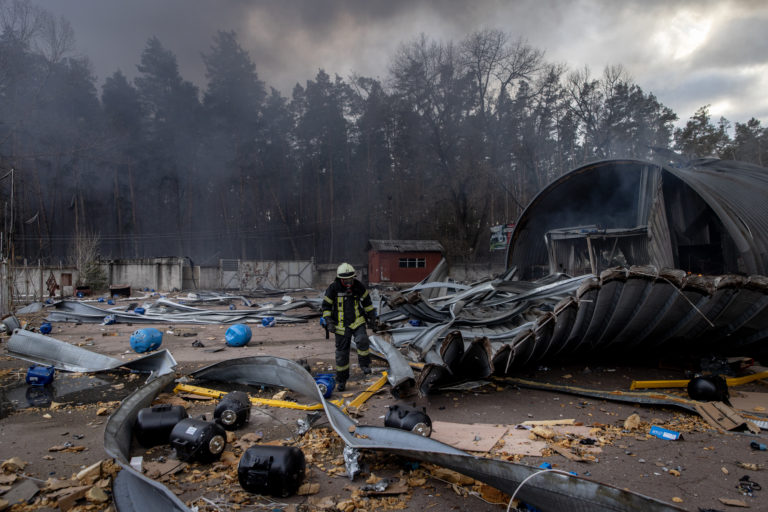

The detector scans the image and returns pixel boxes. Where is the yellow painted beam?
[629,371,768,390]
[345,372,388,411]
[173,372,390,412]
[629,379,690,390]
[173,383,344,410]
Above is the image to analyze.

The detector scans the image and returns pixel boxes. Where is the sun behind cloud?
[651,9,713,61]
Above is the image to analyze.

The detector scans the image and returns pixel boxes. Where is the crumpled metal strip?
[6,329,176,382]
[46,299,308,325]
[368,334,415,395]
[188,356,684,512]
[103,373,189,512]
[103,356,685,512]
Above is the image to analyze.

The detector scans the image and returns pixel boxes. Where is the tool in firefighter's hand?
[320,317,334,339]
[367,314,377,332]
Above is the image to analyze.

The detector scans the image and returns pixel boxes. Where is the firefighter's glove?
[367,315,377,330]
[326,321,336,334]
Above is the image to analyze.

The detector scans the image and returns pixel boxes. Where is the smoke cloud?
[36,0,768,125]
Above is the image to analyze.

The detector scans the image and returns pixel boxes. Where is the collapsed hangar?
[506,158,768,280]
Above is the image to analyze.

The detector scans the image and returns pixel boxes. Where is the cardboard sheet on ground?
[694,401,760,433]
[431,421,509,452]
[549,425,594,437]
[497,428,548,456]
[730,391,768,414]
[431,421,601,456]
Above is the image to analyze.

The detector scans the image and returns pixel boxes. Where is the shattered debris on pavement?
[2,267,768,511]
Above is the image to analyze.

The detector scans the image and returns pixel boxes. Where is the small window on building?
[61,273,72,286]
[398,257,425,268]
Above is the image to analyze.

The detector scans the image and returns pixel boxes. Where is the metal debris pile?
[42,292,319,326]
[371,262,768,396]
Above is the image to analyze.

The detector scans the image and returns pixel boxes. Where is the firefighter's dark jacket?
[322,278,375,335]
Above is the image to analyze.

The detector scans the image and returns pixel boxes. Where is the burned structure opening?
[506,159,765,279]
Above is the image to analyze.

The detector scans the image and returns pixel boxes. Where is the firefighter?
[321,263,376,391]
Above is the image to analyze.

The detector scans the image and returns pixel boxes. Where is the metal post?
[0,261,7,316]
[586,237,597,275]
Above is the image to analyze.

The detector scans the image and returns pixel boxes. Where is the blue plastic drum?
[130,327,163,353]
[225,324,252,347]
[39,322,52,335]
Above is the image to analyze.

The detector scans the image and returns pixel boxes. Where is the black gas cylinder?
[170,418,227,463]
[384,404,432,437]
[687,375,730,404]
[238,445,306,497]
[214,391,251,430]
[135,404,189,447]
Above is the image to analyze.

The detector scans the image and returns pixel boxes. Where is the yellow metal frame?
[173,372,389,414]
[629,371,768,390]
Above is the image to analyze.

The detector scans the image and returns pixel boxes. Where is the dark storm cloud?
[33,0,768,125]
[38,0,478,92]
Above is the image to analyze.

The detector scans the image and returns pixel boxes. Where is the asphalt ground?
[1,302,767,511]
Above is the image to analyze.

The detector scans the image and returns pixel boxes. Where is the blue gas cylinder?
[26,365,55,386]
[225,324,252,347]
[314,374,336,398]
[39,322,52,335]
[130,327,163,353]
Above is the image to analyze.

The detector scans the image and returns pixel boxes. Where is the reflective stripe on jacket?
[322,278,374,335]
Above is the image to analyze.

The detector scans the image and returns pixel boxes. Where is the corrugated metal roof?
[369,239,444,253]
[665,158,768,274]
[507,159,768,277]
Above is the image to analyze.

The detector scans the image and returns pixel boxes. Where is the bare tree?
[0,0,45,45]
[35,11,74,65]
[68,230,103,288]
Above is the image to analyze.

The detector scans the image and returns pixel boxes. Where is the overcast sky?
[37,0,768,128]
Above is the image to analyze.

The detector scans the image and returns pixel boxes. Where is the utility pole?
[0,168,14,314]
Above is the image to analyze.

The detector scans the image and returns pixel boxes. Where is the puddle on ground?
[0,371,142,419]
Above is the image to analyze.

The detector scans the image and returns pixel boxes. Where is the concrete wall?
[5,258,508,313]
[105,257,185,292]
[8,264,80,302]
[314,262,370,290]
[195,267,221,290]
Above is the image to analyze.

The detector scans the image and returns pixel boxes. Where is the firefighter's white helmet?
[336,263,356,279]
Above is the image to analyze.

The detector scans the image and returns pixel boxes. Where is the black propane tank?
[135,404,189,447]
[238,445,306,497]
[214,391,251,430]
[687,375,730,404]
[169,418,227,463]
[385,404,432,437]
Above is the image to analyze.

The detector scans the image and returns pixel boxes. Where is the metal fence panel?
[218,260,314,290]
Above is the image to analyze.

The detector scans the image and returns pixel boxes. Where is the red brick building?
[367,240,444,284]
